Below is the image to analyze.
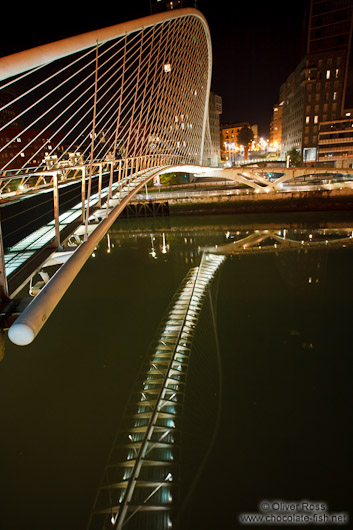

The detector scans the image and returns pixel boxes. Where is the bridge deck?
[2,172,146,299]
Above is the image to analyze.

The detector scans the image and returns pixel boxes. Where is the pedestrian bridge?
[1,7,353,349]
[0,8,217,345]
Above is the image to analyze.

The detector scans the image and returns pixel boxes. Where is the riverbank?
[128,186,353,216]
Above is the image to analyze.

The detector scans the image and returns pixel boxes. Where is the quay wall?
[165,188,353,215]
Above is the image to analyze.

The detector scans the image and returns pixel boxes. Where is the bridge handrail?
[0,154,191,198]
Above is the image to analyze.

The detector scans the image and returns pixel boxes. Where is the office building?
[203,92,222,166]
[269,103,283,149]
[318,117,353,167]
[280,0,353,163]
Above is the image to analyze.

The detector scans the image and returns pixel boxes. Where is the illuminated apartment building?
[280,0,353,164]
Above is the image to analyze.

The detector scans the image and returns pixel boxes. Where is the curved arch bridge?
[0,7,216,347]
[1,7,352,348]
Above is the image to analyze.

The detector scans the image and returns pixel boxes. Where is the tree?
[286,148,302,167]
[237,126,254,161]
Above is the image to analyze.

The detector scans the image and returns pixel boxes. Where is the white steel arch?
[0,8,213,169]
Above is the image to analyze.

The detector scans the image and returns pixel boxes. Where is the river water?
[0,211,352,530]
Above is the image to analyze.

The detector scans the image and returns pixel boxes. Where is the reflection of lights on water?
[150,234,157,259]
[161,232,168,254]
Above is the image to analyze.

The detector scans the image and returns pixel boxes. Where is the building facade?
[203,92,222,166]
[279,0,353,164]
[0,128,64,171]
[220,122,258,161]
[280,59,306,156]
[269,103,283,149]
[318,117,353,166]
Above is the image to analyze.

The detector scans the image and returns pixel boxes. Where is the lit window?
[306,116,310,124]
[326,70,330,79]
[335,69,339,78]
[314,115,319,124]
[333,92,337,101]
[164,64,171,73]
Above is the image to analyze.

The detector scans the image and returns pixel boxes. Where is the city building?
[269,103,283,149]
[279,0,353,164]
[0,88,23,129]
[220,122,258,161]
[318,117,353,166]
[203,92,222,166]
[0,128,64,171]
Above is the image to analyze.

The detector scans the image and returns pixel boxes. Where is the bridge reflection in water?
[87,251,225,530]
[0,214,352,530]
[82,214,352,530]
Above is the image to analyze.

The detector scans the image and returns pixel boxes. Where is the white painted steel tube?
[8,220,116,345]
[0,8,210,80]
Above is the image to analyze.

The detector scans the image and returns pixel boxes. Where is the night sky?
[1,0,310,137]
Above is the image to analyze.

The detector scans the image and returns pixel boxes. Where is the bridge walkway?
[1,166,163,300]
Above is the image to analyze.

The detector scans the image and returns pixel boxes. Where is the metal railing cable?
[0,9,212,177]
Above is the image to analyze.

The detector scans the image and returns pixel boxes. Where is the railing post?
[0,219,9,299]
[98,163,102,207]
[105,161,114,218]
[117,159,122,202]
[81,167,86,222]
[135,157,139,182]
[52,171,60,247]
